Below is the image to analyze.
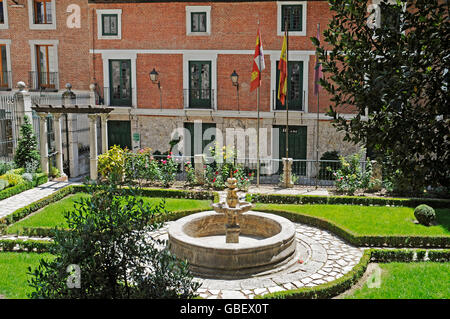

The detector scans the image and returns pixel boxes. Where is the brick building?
[0,0,94,177]
[89,0,360,168]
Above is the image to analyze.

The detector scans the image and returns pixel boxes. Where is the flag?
[277,33,288,105]
[314,26,323,96]
[250,28,265,92]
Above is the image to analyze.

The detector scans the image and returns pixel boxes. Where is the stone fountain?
[168,177,297,279]
[210,177,252,243]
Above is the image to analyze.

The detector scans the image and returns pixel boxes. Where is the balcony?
[183,88,215,109]
[29,71,59,92]
[0,71,12,91]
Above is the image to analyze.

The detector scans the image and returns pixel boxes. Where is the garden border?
[0,173,48,201]
[256,248,450,299]
[0,184,219,233]
[247,193,450,208]
[255,208,450,248]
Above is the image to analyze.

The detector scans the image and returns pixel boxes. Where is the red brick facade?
[89,0,342,114]
[0,0,90,90]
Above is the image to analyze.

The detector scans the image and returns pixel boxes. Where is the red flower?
[340,177,343,180]
[233,169,238,174]
[167,155,172,159]
[213,178,216,182]
[162,160,167,164]
[215,171,219,175]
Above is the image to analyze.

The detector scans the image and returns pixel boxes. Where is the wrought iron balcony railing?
[29,71,59,91]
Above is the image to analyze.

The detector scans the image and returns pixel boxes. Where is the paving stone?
[292,281,303,288]
[241,289,253,295]
[283,283,295,290]
[254,288,268,295]
[267,286,285,293]
[310,273,323,280]
[221,290,246,299]
[301,277,313,284]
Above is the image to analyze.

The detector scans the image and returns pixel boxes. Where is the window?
[102,14,118,36]
[0,44,10,88]
[34,45,58,89]
[28,0,56,29]
[277,2,307,36]
[33,0,52,24]
[186,6,211,36]
[0,0,9,29]
[189,61,212,109]
[275,61,304,111]
[191,12,207,33]
[281,5,303,32]
[0,1,4,24]
[96,9,122,40]
[109,60,132,106]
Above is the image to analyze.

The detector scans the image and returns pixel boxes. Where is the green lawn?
[254,203,450,236]
[7,193,212,233]
[0,252,54,299]
[345,262,450,299]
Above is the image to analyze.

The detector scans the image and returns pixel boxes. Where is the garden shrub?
[1,171,24,187]
[13,115,40,170]
[98,145,127,182]
[0,161,15,175]
[27,182,200,299]
[0,178,9,191]
[22,173,33,183]
[414,204,436,226]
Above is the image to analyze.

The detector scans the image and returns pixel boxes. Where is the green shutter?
[276,125,307,175]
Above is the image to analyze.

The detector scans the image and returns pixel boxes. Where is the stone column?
[282,158,294,188]
[52,113,65,177]
[88,114,98,181]
[100,113,109,154]
[38,113,49,175]
[194,154,205,185]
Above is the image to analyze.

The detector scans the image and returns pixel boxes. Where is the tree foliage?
[313,0,449,192]
[28,182,200,299]
[14,115,40,169]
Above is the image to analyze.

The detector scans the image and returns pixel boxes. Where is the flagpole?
[257,21,261,187]
[285,16,289,161]
[315,23,320,189]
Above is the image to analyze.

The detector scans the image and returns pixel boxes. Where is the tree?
[28,182,200,299]
[13,115,40,169]
[312,0,449,193]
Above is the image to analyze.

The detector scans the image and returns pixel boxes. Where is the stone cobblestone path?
[0,181,73,219]
[151,220,363,299]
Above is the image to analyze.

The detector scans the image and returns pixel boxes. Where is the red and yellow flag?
[277,33,288,105]
[250,28,265,92]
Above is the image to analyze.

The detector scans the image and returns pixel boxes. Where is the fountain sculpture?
[168,176,297,278]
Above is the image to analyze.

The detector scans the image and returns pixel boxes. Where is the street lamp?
[230,70,240,112]
[149,68,162,110]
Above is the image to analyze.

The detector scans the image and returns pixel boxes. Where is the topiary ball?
[414,204,436,226]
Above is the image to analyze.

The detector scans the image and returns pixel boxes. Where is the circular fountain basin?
[168,211,297,278]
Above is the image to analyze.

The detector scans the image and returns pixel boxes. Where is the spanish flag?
[250,28,265,92]
[278,33,288,105]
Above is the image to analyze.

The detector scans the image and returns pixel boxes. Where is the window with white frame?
[29,40,59,90]
[28,0,56,30]
[97,9,122,40]
[0,0,9,29]
[0,40,11,89]
[186,6,211,36]
[277,1,307,36]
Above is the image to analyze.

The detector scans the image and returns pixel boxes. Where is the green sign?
[133,133,140,142]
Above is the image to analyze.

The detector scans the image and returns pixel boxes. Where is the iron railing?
[29,71,59,91]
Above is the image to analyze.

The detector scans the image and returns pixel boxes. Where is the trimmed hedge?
[0,173,48,201]
[1,184,218,230]
[256,208,450,248]
[258,248,450,299]
[0,239,53,253]
[247,193,450,208]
